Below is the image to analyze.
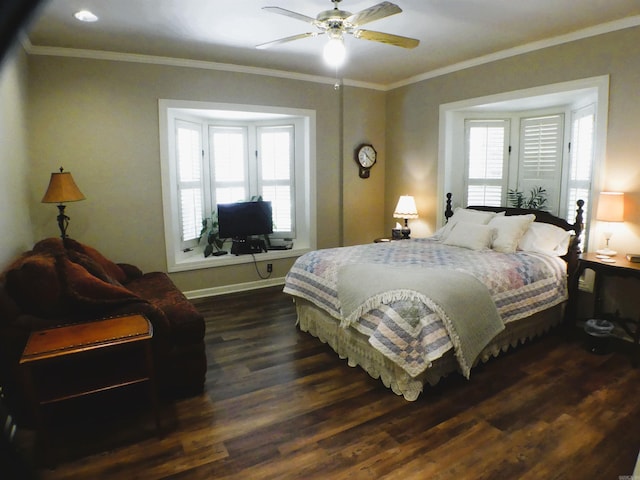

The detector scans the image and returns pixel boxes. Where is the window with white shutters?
[566,105,595,225]
[465,119,509,206]
[518,114,564,213]
[175,120,204,249]
[204,123,295,238]
[209,126,249,205]
[258,125,294,234]
[160,101,314,271]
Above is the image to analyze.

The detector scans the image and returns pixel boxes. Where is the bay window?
[160,100,315,272]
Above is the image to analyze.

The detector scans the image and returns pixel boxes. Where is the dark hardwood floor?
[20,286,640,479]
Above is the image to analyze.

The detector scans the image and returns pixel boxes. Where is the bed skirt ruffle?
[295,298,564,401]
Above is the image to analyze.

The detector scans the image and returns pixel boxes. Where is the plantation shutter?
[209,126,249,205]
[465,119,509,206]
[257,125,294,235]
[517,114,564,215]
[566,105,594,225]
[176,120,204,247]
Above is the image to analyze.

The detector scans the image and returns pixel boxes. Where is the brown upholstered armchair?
[0,238,206,423]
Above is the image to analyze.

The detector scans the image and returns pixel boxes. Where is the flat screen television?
[217,201,273,239]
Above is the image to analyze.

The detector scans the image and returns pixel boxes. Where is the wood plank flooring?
[25,286,640,479]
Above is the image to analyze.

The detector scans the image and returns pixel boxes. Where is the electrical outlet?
[267,263,273,273]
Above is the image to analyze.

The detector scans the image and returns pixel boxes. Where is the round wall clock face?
[357,144,377,168]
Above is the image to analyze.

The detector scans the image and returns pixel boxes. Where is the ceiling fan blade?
[353,29,419,49]
[346,2,402,27]
[256,32,322,50]
[262,6,317,25]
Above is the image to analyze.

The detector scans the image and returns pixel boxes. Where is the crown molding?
[21,38,386,91]
[22,15,640,92]
[389,15,640,90]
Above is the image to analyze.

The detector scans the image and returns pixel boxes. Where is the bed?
[283,193,584,400]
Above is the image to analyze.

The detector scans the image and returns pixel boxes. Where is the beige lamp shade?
[596,191,624,222]
[41,169,86,204]
[393,195,419,219]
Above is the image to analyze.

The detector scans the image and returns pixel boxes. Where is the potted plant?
[507,186,548,210]
[198,212,226,257]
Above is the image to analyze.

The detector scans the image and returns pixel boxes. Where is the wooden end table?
[19,314,160,464]
[575,252,640,366]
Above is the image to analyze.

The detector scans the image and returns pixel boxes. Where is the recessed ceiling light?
[73,10,98,22]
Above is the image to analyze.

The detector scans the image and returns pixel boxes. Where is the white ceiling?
[25,0,640,88]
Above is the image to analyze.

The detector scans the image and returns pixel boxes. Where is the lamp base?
[56,204,70,239]
[596,248,617,256]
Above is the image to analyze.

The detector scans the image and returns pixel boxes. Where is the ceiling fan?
[256,0,420,55]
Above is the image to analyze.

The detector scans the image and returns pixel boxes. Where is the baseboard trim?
[184,276,286,299]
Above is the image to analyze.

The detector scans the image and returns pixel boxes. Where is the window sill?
[167,245,311,273]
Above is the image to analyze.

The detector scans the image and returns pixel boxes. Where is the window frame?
[159,100,316,272]
[464,118,510,207]
[440,76,608,252]
[174,119,205,251]
[256,124,296,237]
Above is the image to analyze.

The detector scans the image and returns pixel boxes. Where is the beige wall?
[385,26,640,255]
[7,25,640,299]
[0,49,34,268]
[385,26,640,319]
[342,86,386,245]
[26,56,385,292]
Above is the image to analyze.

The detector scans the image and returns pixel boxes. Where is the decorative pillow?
[518,222,572,256]
[442,222,496,251]
[488,214,536,253]
[434,207,504,240]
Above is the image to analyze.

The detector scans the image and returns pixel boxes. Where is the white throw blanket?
[337,264,505,378]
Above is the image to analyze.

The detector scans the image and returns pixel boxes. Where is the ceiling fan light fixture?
[323,35,346,67]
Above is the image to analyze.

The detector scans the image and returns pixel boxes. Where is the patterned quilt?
[283,238,568,377]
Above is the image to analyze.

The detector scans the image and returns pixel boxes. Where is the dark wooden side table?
[19,314,160,464]
[575,252,640,366]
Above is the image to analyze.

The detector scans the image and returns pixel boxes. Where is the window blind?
[175,120,203,244]
[520,115,563,181]
[258,126,294,233]
[465,119,509,206]
[210,126,248,205]
[566,106,594,223]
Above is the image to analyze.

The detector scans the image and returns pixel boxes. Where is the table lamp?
[393,195,418,239]
[41,167,86,239]
[595,191,624,256]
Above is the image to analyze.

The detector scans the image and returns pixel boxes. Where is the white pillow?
[434,207,503,240]
[518,222,572,256]
[488,214,536,253]
[442,222,496,251]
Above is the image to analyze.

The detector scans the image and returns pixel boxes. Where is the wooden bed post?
[574,199,584,242]
[445,193,454,223]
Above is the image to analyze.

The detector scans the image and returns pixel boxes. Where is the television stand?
[230,237,267,255]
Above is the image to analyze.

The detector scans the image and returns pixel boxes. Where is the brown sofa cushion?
[3,242,142,318]
[62,238,128,284]
[3,251,64,317]
[58,256,142,311]
[126,272,205,344]
[0,284,20,327]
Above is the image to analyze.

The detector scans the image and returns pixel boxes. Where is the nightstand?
[575,252,640,366]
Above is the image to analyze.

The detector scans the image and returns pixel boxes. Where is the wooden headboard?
[444,192,585,280]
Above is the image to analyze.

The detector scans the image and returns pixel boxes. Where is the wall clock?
[355,144,377,178]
